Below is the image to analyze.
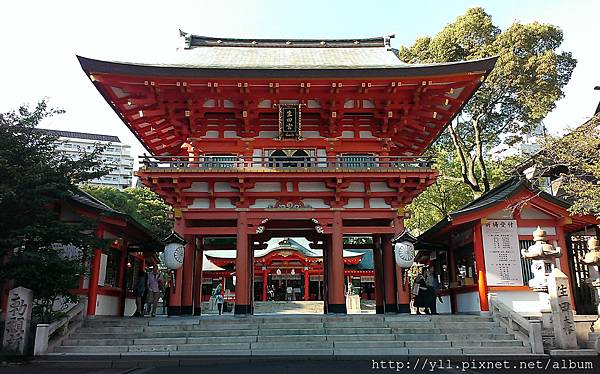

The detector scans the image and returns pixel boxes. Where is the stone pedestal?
[547,268,578,349]
[2,287,33,355]
[588,332,600,353]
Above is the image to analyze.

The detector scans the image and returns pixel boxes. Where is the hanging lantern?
[162,232,187,270]
[394,241,415,268]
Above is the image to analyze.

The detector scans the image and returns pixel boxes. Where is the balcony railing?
[140,155,433,171]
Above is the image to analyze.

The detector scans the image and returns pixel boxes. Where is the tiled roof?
[40,129,121,143]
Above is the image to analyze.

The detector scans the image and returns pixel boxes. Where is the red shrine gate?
[78,34,496,315]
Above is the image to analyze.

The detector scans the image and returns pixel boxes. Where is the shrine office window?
[103,249,121,288]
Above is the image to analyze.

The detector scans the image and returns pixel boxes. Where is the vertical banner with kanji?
[278,104,301,139]
[2,286,33,355]
[481,219,524,286]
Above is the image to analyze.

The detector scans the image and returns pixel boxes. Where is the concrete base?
[326,303,347,314]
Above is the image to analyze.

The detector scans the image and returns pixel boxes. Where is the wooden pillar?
[87,224,104,316]
[304,270,310,301]
[180,234,195,315]
[382,235,397,313]
[117,240,127,316]
[473,223,489,312]
[262,270,268,302]
[327,210,347,313]
[193,236,203,315]
[168,220,184,315]
[234,211,251,314]
[449,247,457,314]
[372,235,385,314]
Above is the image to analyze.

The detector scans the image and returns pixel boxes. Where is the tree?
[0,101,109,323]
[399,7,576,196]
[81,185,173,238]
[533,115,600,219]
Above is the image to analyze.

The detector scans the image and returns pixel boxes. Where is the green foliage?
[534,115,600,218]
[0,100,110,323]
[406,147,518,234]
[81,185,173,239]
[399,7,576,194]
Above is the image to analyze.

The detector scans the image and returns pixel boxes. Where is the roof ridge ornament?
[179,29,192,49]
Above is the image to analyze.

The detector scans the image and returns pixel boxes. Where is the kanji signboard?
[481,220,524,286]
[278,104,302,139]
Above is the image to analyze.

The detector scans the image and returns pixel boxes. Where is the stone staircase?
[50,314,535,357]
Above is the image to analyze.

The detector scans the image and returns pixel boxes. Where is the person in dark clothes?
[413,268,432,315]
[132,270,146,317]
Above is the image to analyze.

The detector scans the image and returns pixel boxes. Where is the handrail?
[139,155,433,170]
[489,294,544,354]
[33,297,88,356]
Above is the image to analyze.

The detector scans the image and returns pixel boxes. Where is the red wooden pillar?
[117,239,127,316]
[382,235,397,313]
[327,210,347,313]
[169,220,184,315]
[473,223,489,312]
[555,225,577,309]
[87,224,104,316]
[235,211,251,314]
[193,236,203,315]
[180,234,195,315]
[304,270,309,301]
[372,235,385,314]
[262,270,268,302]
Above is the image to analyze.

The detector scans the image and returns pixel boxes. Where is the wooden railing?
[489,294,544,354]
[140,155,433,170]
[33,297,88,356]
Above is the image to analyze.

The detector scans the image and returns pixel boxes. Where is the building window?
[103,249,121,288]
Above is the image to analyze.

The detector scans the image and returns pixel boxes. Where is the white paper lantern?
[163,243,185,269]
[394,241,415,268]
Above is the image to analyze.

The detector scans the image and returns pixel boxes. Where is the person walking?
[132,270,146,317]
[146,265,163,317]
[426,267,441,315]
[413,268,430,315]
[215,291,224,315]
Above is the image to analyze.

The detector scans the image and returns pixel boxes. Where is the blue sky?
[1,0,598,162]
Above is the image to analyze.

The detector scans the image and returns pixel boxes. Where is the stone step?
[251,341,333,350]
[404,341,453,348]
[259,322,323,329]
[434,321,500,329]
[170,350,251,356]
[392,328,442,334]
[258,316,325,324]
[85,319,149,327]
[259,328,325,336]
[133,337,187,345]
[54,346,128,354]
[323,321,386,328]
[334,348,409,356]
[63,338,134,346]
[186,336,258,344]
[408,348,463,355]
[333,341,406,349]
[327,334,396,342]
[438,327,505,334]
[444,333,514,340]
[386,321,436,328]
[395,333,444,341]
[252,349,333,356]
[128,345,178,352]
[384,315,432,322]
[462,346,532,355]
[256,334,327,342]
[452,340,524,347]
[78,326,145,333]
[188,329,258,337]
[325,315,384,323]
[325,327,392,335]
[177,343,251,351]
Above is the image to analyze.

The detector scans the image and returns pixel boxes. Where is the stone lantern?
[521,226,561,328]
[581,237,600,335]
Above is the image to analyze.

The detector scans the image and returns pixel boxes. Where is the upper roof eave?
[77,55,498,79]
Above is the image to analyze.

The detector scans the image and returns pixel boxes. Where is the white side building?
[42,129,134,189]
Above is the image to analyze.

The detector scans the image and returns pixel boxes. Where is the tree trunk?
[473,118,491,193]
[448,123,482,196]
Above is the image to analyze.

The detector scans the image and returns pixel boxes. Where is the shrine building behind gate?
[78,32,496,315]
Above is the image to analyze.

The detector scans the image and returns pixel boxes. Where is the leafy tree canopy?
[0,101,110,322]
[81,185,173,239]
[399,7,576,195]
[533,115,600,219]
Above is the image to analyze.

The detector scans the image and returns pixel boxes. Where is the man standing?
[147,265,163,317]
